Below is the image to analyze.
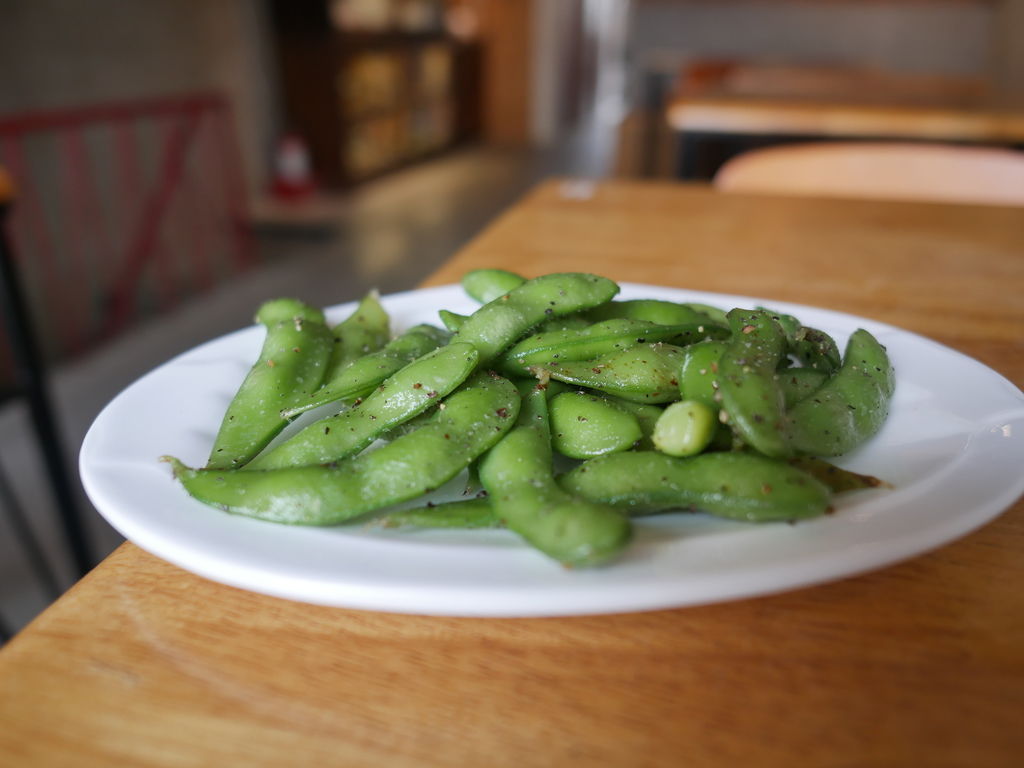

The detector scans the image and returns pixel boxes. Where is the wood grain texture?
[2,181,1022,767]
[667,97,1024,142]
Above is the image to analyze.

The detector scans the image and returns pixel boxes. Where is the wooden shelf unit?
[269,1,480,188]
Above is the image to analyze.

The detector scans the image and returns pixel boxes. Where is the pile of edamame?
[164,270,893,568]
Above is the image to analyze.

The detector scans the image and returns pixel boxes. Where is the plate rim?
[79,282,1024,617]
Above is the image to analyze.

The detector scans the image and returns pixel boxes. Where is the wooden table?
[666,65,1024,179]
[2,181,1023,767]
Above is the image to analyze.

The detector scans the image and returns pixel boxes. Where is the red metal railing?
[0,92,254,390]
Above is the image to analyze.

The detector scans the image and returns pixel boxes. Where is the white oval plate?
[80,284,1024,617]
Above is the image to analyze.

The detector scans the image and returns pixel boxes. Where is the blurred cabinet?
[269,0,481,188]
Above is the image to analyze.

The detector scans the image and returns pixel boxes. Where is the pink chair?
[714,142,1024,207]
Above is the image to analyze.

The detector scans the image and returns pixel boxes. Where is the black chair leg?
[0,458,64,598]
[0,201,93,578]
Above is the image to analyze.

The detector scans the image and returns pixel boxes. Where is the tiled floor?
[0,142,601,637]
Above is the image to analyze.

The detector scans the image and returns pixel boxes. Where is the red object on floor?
[270,133,317,201]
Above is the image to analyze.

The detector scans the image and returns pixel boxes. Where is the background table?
[2,180,1022,767]
[666,62,1024,180]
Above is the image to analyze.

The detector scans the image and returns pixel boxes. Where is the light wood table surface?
[667,96,1024,145]
[2,181,1023,767]
[667,92,1024,180]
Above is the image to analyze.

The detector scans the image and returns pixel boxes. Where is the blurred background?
[2,0,1023,636]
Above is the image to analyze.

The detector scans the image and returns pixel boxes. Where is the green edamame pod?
[586,299,722,327]
[787,329,895,456]
[535,343,686,404]
[788,457,888,494]
[283,324,449,418]
[677,340,727,410]
[777,368,828,408]
[325,291,390,380]
[207,299,333,470]
[479,382,632,567]
[790,327,841,374]
[549,391,643,459]
[496,318,723,377]
[757,306,802,340]
[249,342,479,469]
[453,272,619,364]
[461,268,527,303]
[533,315,591,334]
[759,306,841,374]
[717,309,791,458]
[439,309,468,333]
[560,451,831,522]
[376,497,501,529]
[166,372,521,525]
[683,302,728,327]
[652,400,717,457]
[596,394,663,449]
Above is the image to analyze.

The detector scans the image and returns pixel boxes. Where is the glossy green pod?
[461,268,527,303]
[207,299,333,470]
[535,343,686,404]
[549,391,643,459]
[376,497,501,529]
[717,309,791,458]
[478,382,632,567]
[586,299,722,327]
[283,324,449,418]
[249,342,479,469]
[438,309,468,333]
[560,451,831,522]
[788,457,889,494]
[496,318,723,377]
[777,367,828,407]
[787,329,895,456]
[677,340,728,410]
[453,272,620,364]
[324,291,390,381]
[167,372,521,525]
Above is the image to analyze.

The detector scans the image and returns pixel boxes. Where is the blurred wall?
[629,0,996,79]
[0,0,277,195]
